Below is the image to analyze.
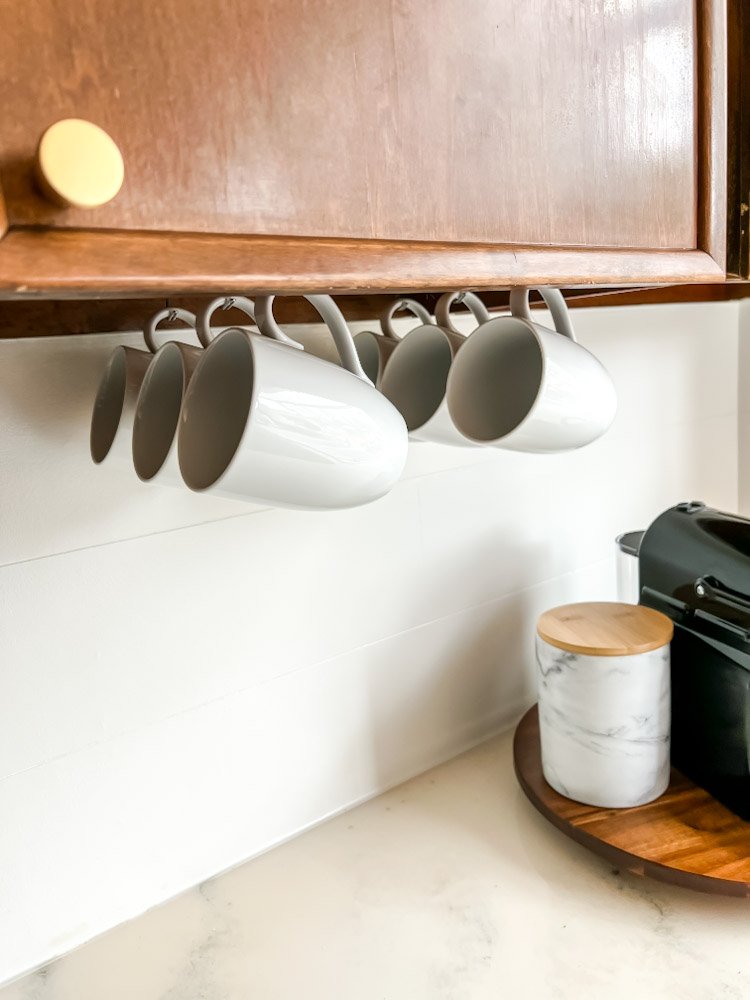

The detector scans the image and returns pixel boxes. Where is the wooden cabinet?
[0,0,731,299]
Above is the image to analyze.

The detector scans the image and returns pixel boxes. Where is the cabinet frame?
[0,1,727,299]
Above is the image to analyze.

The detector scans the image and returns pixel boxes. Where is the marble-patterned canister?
[536,602,673,808]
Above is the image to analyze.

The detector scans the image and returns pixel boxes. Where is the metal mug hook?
[143,307,198,354]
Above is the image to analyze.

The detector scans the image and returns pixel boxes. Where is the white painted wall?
[0,300,739,985]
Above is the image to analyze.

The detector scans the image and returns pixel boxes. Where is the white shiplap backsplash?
[0,300,740,985]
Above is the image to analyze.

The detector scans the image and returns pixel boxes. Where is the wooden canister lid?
[537,601,673,656]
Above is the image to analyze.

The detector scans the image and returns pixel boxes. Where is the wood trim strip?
[2,282,747,340]
[0,228,725,299]
[726,0,750,277]
[526,281,749,308]
[697,0,728,270]
[725,0,742,275]
[0,179,7,240]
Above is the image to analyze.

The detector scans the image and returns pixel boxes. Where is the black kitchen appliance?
[638,502,750,820]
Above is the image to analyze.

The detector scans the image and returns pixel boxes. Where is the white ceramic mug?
[132,296,297,486]
[90,322,158,467]
[178,294,408,509]
[446,287,617,452]
[353,298,433,386]
[131,307,209,486]
[378,291,490,446]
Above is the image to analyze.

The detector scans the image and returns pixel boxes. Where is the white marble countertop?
[3,727,750,1000]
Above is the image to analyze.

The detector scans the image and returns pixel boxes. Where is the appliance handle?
[694,576,750,615]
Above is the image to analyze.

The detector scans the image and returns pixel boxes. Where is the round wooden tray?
[513,705,750,896]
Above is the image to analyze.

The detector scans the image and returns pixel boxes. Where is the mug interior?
[448,318,543,441]
[90,348,127,464]
[133,344,185,481]
[353,331,382,385]
[379,326,452,431]
[179,329,253,491]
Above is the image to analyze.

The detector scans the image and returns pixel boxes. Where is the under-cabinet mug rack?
[88,286,618,512]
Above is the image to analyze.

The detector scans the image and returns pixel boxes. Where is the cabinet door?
[0,0,727,295]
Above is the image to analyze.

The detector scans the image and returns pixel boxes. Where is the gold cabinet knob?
[36,119,124,209]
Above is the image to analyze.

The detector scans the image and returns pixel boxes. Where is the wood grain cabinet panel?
[0,0,729,296]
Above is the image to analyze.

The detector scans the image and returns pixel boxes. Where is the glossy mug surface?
[178,294,408,509]
[447,287,617,452]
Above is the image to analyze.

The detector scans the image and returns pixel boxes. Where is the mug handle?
[198,295,304,350]
[379,298,433,339]
[144,307,198,353]
[508,288,577,343]
[435,291,491,334]
[256,294,372,384]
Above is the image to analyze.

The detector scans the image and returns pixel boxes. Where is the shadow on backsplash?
[365,535,574,796]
